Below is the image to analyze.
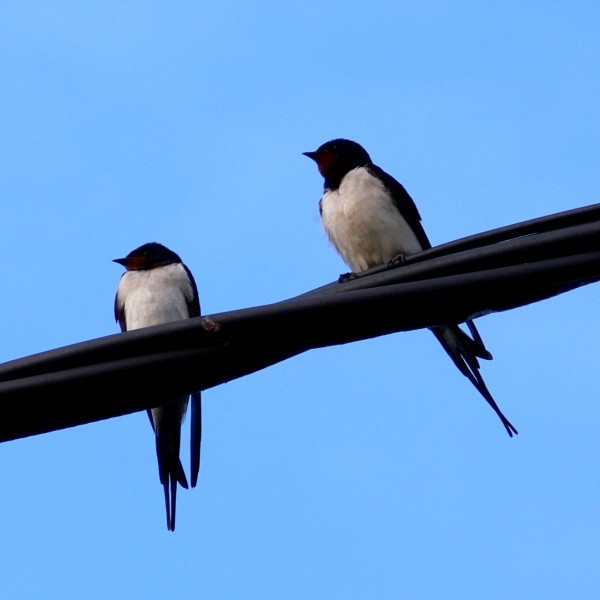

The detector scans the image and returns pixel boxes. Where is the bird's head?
[113,242,182,271]
[303,138,372,187]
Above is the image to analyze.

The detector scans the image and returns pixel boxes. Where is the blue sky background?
[0,3,599,598]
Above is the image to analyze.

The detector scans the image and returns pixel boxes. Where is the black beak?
[113,258,128,266]
[303,151,318,161]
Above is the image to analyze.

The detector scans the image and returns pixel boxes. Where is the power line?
[0,203,598,443]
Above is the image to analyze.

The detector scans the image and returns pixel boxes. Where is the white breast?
[320,167,423,272]
[117,263,194,330]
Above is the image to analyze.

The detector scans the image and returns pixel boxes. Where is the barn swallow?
[304,138,517,436]
[114,242,202,530]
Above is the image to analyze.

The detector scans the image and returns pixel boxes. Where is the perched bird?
[114,242,202,530]
[304,138,517,436]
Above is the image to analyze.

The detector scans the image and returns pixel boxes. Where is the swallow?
[304,138,517,436]
[114,242,202,530]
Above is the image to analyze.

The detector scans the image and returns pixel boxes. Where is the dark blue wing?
[183,263,202,488]
[367,164,431,250]
[114,289,127,332]
[190,392,201,488]
[183,265,201,318]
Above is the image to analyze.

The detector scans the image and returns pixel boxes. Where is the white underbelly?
[321,169,423,272]
[118,265,191,330]
[125,292,189,330]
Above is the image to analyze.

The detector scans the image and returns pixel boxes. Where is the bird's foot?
[388,253,406,268]
[338,272,356,283]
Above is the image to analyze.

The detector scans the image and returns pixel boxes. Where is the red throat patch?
[316,150,337,178]
[125,256,148,271]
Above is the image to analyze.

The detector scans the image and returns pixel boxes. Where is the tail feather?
[466,319,492,359]
[168,472,178,531]
[160,470,180,532]
[430,324,518,437]
[155,421,185,532]
[177,462,189,489]
[147,409,189,490]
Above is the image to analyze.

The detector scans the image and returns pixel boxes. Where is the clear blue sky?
[0,3,599,599]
